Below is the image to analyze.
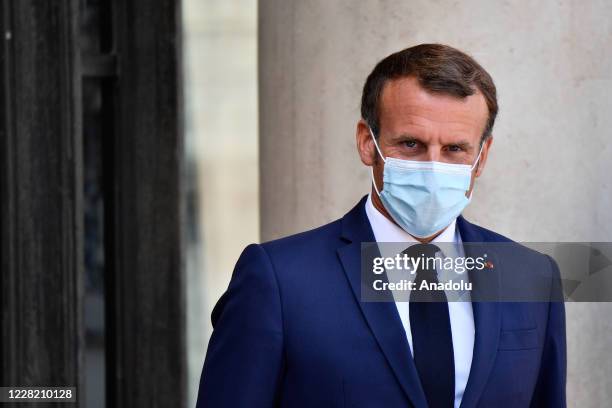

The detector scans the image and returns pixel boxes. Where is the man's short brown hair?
[361,43,498,144]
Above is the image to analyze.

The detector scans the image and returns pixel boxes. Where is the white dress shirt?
[365,194,475,408]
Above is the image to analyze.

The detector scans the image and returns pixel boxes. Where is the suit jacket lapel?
[458,216,502,408]
[337,197,428,408]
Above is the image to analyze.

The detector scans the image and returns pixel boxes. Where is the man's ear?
[475,135,493,177]
[356,119,377,166]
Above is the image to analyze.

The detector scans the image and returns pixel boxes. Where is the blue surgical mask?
[369,127,483,238]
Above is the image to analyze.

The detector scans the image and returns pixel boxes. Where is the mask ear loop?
[466,142,486,199]
[368,127,385,196]
[369,127,386,163]
[370,168,381,196]
[470,142,485,172]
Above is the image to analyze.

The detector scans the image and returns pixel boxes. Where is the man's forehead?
[379,77,488,139]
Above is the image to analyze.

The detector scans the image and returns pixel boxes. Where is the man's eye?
[404,140,418,148]
[447,145,463,152]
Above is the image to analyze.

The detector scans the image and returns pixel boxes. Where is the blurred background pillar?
[259,1,612,406]
[0,1,84,405]
[182,1,259,406]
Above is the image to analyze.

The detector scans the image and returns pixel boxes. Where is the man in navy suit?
[197,44,566,407]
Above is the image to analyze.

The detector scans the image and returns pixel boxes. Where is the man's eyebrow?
[448,140,472,148]
[393,133,424,141]
[392,133,474,149]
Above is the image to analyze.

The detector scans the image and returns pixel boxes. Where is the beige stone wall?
[259,1,612,406]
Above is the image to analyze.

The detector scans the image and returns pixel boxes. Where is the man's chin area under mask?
[369,187,451,244]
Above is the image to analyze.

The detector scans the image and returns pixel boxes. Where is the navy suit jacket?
[197,197,566,407]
